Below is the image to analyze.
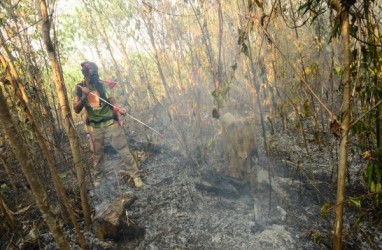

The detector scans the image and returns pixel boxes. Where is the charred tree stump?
[92,194,144,241]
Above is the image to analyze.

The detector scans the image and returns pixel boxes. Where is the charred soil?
[1,114,382,250]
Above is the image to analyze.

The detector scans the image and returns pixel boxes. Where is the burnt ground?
[2,111,382,250]
[130,113,382,249]
[114,116,381,249]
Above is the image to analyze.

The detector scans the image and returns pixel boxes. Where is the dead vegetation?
[1,85,382,249]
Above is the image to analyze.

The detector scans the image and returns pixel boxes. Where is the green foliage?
[329,18,342,42]
[63,63,83,96]
[348,197,362,208]
[320,203,330,218]
[309,231,321,244]
[211,61,238,109]
[332,66,344,77]
[0,183,8,197]
[352,120,371,136]
[211,89,224,109]
[304,63,318,76]
[364,161,382,205]
[303,99,311,117]
[378,193,382,204]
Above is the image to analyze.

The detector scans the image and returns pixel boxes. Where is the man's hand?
[113,107,127,115]
[81,87,90,97]
[119,107,127,115]
[73,85,89,114]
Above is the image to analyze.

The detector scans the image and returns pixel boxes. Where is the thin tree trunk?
[333,7,351,250]
[0,88,71,250]
[364,0,382,148]
[189,1,219,92]
[37,0,91,228]
[2,1,65,174]
[0,51,87,248]
[143,10,172,101]
[216,0,223,93]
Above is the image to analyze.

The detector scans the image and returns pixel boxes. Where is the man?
[73,61,143,188]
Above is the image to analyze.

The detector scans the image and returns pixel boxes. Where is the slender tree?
[142,3,172,100]
[329,1,351,248]
[0,87,71,250]
[0,52,87,248]
[37,0,91,227]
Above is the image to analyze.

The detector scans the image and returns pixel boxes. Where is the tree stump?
[219,112,258,181]
[92,194,144,241]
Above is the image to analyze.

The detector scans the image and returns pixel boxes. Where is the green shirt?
[76,82,115,128]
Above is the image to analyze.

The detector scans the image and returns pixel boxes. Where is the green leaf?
[376,182,381,193]
[354,214,365,225]
[375,165,382,182]
[348,197,361,208]
[312,232,321,244]
[332,66,343,76]
[371,181,376,192]
[377,193,382,205]
[320,203,330,218]
[329,19,341,42]
[0,183,8,192]
[58,172,67,179]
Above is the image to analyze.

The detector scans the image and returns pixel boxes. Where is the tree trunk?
[37,0,91,227]
[216,0,224,93]
[0,88,71,250]
[246,17,268,154]
[190,1,219,94]
[364,0,382,148]
[143,10,172,101]
[0,52,87,248]
[333,7,351,250]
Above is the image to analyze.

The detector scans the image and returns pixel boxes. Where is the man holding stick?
[73,61,143,188]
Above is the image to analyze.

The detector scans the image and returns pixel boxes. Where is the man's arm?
[73,85,90,114]
[109,97,126,115]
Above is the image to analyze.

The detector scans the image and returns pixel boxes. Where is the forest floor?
[92,113,381,249]
[115,114,381,250]
[1,111,382,250]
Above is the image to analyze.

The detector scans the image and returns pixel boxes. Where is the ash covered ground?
[112,110,381,250]
[117,136,330,249]
[73,115,361,249]
[34,102,382,250]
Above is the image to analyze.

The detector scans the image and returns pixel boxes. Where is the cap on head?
[81,61,98,77]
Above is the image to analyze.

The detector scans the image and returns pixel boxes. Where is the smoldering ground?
[34,80,381,249]
[114,82,379,249]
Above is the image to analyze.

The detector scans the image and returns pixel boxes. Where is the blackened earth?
[19,118,382,250]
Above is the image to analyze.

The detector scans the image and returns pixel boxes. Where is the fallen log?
[92,194,144,241]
